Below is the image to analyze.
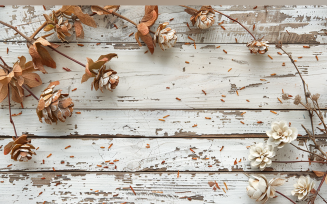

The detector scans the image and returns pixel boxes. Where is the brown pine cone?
[247,39,269,54]
[36,81,74,124]
[4,135,36,162]
[81,54,119,92]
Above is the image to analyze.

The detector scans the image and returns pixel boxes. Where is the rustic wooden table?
[0,5,327,204]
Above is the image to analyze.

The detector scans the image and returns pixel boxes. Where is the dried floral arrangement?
[0,5,326,204]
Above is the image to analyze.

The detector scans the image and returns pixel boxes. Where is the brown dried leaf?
[139,33,154,54]
[74,20,84,39]
[135,31,142,47]
[14,134,29,145]
[208,181,215,187]
[0,83,8,103]
[46,81,60,90]
[43,24,55,32]
[22,73,42,88]
[11,85,23,103]
[4,141,14,155]
[81,73,91,83]
[91,5,119,15]
[73,6,97,28]
[37,97,45,111]
[98,53,118,62]
[29,46,47,74]
[35,43,56,69]
[137,23,149,36]
[143,10,158,27]
[313,171,325,177]
[60,5,75,15]
[184,8,197,16]
[34,37,52,47]
[0,70,14,85]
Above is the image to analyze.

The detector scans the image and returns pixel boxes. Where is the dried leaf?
[137,23,149,36]
[22,73,42,88]
[4,141,14,155]
[60,5,75,15]
[74,21,84,39]
[29,46,47,74]
[73,6,97,28]
[270,178,285,187]
[14,135,29,145]
[208,181,215,187]
[37,97,45,111]
[91,5,119,15]
[142,10,158,27]
[134,31,142,47]
[11,85,23,103]
[139,33,155,54]
[0,83,8,102]
[35,44,56,69]
[184,8,197,16]
[313,171,325,177]
[43,24,55,32]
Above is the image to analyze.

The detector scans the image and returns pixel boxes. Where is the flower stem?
[309,171,327,204]
[318,193,327,203]
[48,46,86,67]
[30,21,47,39]
[290,143,326,161]
[273,160,327,164]
[302,125,327,159]
[213,9,256,40]
[0,20,32,43]
[276,191,296,204]
[22,85,39,101]
[7,84,18,139]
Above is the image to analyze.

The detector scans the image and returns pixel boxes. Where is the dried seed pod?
[247,38,269,54]
[4,135,36,162]
[154,22,177,50]
[81,54,119,92]
[36,81,74,124]
[185,5,215,29]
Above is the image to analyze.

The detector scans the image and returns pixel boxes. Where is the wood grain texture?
[0,109,325,137]
[0,172,326,204]
[0,138,325,172]
[1,43,326,110]
[1,5,327,44]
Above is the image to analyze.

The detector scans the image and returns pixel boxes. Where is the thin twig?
[48,46,86,67]
[290,143,326,161]
[276,191,297,204]
[22,85,39,101]
[0,56,9,67]
[318,193,327,204]
[30,21,47,39]
[0,20,32,42]
[309,171,327,204]
[302,125,327,159]
[7,84,18,139]
[273,160,327,164]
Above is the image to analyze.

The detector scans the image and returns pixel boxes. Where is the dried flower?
[154,22,177,50]
[266,121,298,148]
[291,175,315,201]
[247,38,269,54]
[184,6,215,29]
[4,135,36,162]
[36,81,74,124]
[81,54,119,92]
[248,143,275,170]
[311,93,320,101]
[294,95,301,105]
[246,174,285,203]
[0,56,42,103]
[135,6,158,54]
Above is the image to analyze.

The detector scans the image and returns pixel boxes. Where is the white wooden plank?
[1,109,325,137]
[1,5,327,44]
[0,138,325,172]
[0,172,325,203]
[1,43,326,110]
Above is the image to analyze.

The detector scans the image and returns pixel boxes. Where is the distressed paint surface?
[1,5,327,44]
[0,172,326,204]
[0,43,326,110]
[0,138,325,172]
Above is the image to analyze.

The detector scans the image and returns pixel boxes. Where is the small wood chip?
[216,46,220,48]
[220,25,226,30]
[246,99,250,102]
[70,156,74,158]
[205,117,211,119]
[303,45,310,48]
[7,164,12,167]
[36,147,39,150]
[224,182,229,190]
[298,56,303,59]
[7,47,9,54]
[257,121,263,124]
[277,52,282,55]
[208,165,212,167]
[236,90,239,96]
[282,62,285,66]
[113,24,118,29]
[146,144,150,148]
[161,161,165,164]
[166,87,170,89]
[241,112,246,115]
[129,32,134,37]
[100,146,105,149]
[253,6,257,9]
[253,24,255,31]
[220,99,225,102]
[41,177,46,180]
[316,55,319,61]
[240,87,245,90]
[159,119,165,121]
[176,97,181,101]
[185,61,189,64]
[277,97,283,103]
[240,121,244,124]
[144,50,148,54]
[65,145,71,149]
[42,5,46,10]
[163,115,170,118]
[223,49,227,54]
[76,112,81,114]
[234,159,237,165]
[218,21,224,25]
[97,165,102,167]
[186,23,191,30]
[177,170,180,178]
[286,30,290,35]
[193,42,196,49]
[188,36,195,41]
[43,160,45,164]
[95,190,99,192]
[228,68,232,72]
[72,88,77,92]
[62,67,71,72]
[222,188,226,193]
[260,79,266,81]
[77,44,84,47]
[268,55,273,60]
[270,110,277,114]
[96,43,101,45]
[235,38,237,43]
[192,124,197,127]
[169,18,174,21]
[130,185,136,195]
[215,181,221,189]
[11,112,22,117]
[221,95,226,97]
[220,146,224,151]
[53,167,56,171]
[185,42,191,45]
[190,148,195,153]
[47,153,52,158]
[192,157,197,160]
[202,90,207,95]
[271,73,276,76]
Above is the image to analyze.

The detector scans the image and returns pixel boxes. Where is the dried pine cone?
[247,38,269,54]
[81,54,119,92]
[36,81,74,124]
[184,5,215,29]
[154,22,177,50]
[43,10,73,42]
[4,135,36,162]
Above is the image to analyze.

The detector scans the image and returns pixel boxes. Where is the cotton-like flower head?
[266,121,298,148]
[291,175,315,201]
[247,38,269,54]
[154,22,177,50]
[246,174,285,203]
[248,143,275,171]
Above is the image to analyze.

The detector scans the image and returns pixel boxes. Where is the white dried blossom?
[196,10,215,29]
[291,175,315,200]
[246,174,285,203]
[248,143,275,171]
[247,39,269,54]
[266,121,298,148]
[154,22,177,51]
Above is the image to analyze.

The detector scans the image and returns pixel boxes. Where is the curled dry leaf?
[4,135,36,162]
[36,81,74,124]
[134,5,159,54]
[81,54,120,92]
[91,5,120,15]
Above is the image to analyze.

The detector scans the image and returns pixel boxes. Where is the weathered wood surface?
[1,43,326,110]
[0,138,325,172]
[0,109,325,137]
[0,172,326,204]
[1,5,327,44]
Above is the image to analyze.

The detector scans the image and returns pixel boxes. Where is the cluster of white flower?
[248,121,298,171]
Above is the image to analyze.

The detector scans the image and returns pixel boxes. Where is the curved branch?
[0,20,32,42]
